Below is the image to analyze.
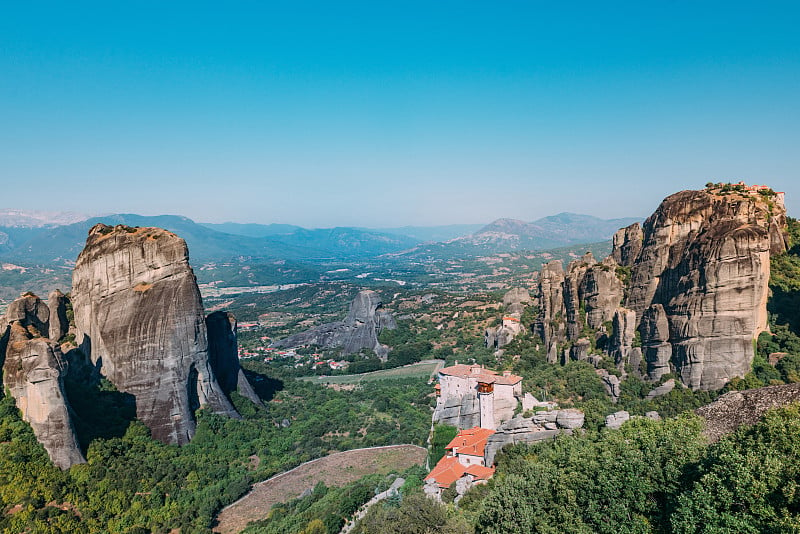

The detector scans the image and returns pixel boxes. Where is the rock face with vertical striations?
[47,289,69,342]
[71,224,239,445]
[271,289,396,360]
[1,294,85,469]
[580,257,624,329]
[531,185,788,392]
[626,187,787,389]
[206,311,263,408]
[536,261,566,363]
[612,223,643,267]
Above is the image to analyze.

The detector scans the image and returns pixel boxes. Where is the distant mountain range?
[396,213,642,258]
[0,211,640,265]
[0,209,88,227]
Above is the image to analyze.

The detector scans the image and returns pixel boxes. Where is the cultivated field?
[213,444,427,534]
[299,359,444,385]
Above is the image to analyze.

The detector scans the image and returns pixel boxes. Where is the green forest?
[0,370,432,533]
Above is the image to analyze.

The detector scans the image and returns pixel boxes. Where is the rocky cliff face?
[71,224,239,445]
[530,185,787,391]
[47,289,69,342]
[626,188,786,389]
[206,311,263,408]
[271,290,396,359]
[1,294,85,469]
[536,261,566,363]
[535,254,625,365]
[611,223,643,267]
[580,257,624,329]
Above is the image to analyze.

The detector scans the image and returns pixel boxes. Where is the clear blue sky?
[2,1,798,227]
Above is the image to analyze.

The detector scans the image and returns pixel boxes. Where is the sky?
[1,1,799,227]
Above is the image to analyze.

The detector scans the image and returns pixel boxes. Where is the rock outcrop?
[627,187,786,389]
[483,416,563,465]
[532,185,788,392]
[580,257,624,329]
[206,311,263,408]
[5,293,50,337]
[271,290,396,359]
[608,307,637,367]
[433,392,480,429]
[536,261,566,363]
[71,224,239,445]
[695,382,800,443]
[47,289,70,342]
[644,378,675,400]
[485,288,531,350]
[611,223,643,267]
[605,410,630,430]
[1,295,85,469]
[483,411,582,465]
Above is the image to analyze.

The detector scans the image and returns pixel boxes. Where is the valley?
[1,185,799,533]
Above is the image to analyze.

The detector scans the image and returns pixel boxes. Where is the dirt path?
[213,444,426,534]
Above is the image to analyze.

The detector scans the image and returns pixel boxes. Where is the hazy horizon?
[2,3,798,226]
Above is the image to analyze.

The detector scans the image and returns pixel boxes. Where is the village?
[237,334,351,372]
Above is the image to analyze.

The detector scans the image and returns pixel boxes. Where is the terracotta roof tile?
[445,427,495,457]
[439,364,522,385]
[424,456,465,489]
[464,464,495,480]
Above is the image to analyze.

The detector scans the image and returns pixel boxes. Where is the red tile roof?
[445,427,495,457]
[424,456,465,489]
[439,364,522,385]
[465,464,495,481]
[424,454,497,489]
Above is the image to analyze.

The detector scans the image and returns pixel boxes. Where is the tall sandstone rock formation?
[0,294,85,469]
[71,224,241,445]
[532,185,787,391]
[625,187,787,389]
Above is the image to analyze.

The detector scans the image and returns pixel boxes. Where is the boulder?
[598,370,621,403]
[483,415,563,465]
[605,410,630,430]
[644,378,676,400]
[555,408,585,429]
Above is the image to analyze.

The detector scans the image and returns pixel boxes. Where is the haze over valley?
[2,3,800,533]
